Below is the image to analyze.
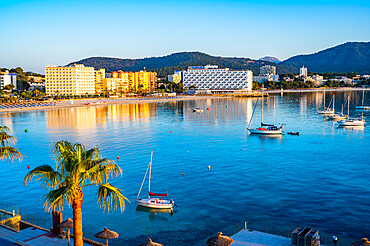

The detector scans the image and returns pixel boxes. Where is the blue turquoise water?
[0,91,369,245]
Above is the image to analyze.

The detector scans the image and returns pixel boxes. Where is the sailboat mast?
[148,151,153,193]
[362,86,365,107]
[261,88,264,125]
[323,89,326,109]
[348,95,350,116]
[333,94,335,111]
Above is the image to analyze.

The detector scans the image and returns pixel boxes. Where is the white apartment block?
[45,64,95,95]
[0,71,17,90]
[180,65,253,92]
[259,65,276,75]
[300,66,307,77]
[312,75,324,86]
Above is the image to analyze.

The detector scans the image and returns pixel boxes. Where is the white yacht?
[318,91,335,114]
[337,95,366,127]
[356,86,370,110]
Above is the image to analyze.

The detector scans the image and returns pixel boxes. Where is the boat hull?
[327,115,346,121]
[356,106,370,110]
[337,120,365,126]
[248,129,283,135]
[318,110,335,114]
[137,198,174,209]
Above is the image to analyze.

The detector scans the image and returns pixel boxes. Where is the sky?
[0,0,369,74]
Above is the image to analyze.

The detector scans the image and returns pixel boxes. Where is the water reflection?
[46,103,157,130]
[337,125,365,132]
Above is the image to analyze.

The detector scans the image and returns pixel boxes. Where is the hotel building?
[300,66,308,77]
[259,65,276,76]
[45,64,95,95]
[179,65,253,92]
[0,71,17,90]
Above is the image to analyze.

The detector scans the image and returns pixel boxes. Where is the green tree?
[24,141,128,246]
[0,126,22,161]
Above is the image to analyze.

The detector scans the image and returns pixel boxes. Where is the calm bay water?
[0,91,369,245]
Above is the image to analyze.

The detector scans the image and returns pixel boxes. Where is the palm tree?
[0,126,22,161]
[24,141,128,246]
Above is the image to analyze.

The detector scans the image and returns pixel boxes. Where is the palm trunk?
[72,196,83,246]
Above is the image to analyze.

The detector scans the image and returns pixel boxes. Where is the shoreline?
[0,96,218,114]
[266,87,369,94]
[0,87,368,114]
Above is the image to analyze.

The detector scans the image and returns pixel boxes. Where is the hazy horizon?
[1,0,369,74]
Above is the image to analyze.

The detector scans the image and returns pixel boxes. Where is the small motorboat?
[288,132,300,136]
[192,107,204,112]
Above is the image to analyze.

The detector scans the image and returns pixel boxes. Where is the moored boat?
[192,107,204,112]
[337,94,366,127]
[247,89,284,135]
[136,151,174,210]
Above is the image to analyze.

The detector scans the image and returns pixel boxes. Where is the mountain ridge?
[68,42,370,77]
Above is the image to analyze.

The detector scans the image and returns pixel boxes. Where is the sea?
[0,90,369,245]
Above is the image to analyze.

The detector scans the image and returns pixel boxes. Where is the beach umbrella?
[206,232,234,246]
[58,218,73,246]
[139,237,164,246]
[95,227,119,246]
[351,238,370,246]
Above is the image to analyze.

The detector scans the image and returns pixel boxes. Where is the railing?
[0,200,51,231]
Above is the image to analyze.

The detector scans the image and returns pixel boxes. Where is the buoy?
[27,165,30,169]
[284,174,286,176]
[182,173,184,176]
[291,100,292,102]
[170,131,171,133]
[207,108,209,111]
[117,156,120,160]
[232,125,234,126]
[208,165,211,170]
[25,129,28,132]
[241,149,243,151]
[226,106,228,108]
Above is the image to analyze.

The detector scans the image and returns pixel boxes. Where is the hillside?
[259,56,281,63]
[280,42,370,74]
[68,52,297,77]
[68,42,370,77]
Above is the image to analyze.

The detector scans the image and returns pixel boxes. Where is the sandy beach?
[0,96,218,114]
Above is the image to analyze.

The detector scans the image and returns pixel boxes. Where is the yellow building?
[95,69,106,94]
[45,64,95,95]
[117,70,157,92]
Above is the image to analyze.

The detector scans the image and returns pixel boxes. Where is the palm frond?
[24,164,60,188]
[44,184,79,211]
[0,132,16,146]
[0,126,10,133]
[0,146,22,161]
[97,183,129,212]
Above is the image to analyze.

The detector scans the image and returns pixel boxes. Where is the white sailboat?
[318,89,335,114]
[337,95,366,127]
[327,97,346,121]
[247,89,283,135]
[356,86,370,110]
[136,151,174,209]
